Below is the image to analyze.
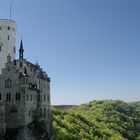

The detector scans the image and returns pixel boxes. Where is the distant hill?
[52,100,140,140]
[53,105,77,109]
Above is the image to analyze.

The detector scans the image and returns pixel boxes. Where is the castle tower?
[0,19,16,73]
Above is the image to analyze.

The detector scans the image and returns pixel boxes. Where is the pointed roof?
[19,39,24,52]
[19,39,24,59]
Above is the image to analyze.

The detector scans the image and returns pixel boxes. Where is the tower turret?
[19,39,24,59]
[0,19,16,73]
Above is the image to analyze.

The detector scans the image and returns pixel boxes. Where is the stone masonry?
[0,19,51,139]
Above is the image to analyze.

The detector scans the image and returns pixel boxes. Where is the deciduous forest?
[52,100,140,140]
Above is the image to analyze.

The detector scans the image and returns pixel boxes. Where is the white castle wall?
[0,19,16,74]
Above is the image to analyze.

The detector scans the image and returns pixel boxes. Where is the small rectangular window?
[30,95,32,101]
[20,62,22,67]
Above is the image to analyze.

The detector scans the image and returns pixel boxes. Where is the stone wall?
[0,58,51,137]
[0,102,6,136]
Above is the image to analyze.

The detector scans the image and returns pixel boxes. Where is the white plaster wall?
[0,19,16,73]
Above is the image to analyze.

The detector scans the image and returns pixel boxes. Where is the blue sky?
[0,0,140,105]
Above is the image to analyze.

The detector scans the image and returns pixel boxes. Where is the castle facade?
[0,19,51,138]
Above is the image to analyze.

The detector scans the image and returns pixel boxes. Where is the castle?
[0,19,51,138]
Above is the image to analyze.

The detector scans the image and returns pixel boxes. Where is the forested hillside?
[52,100,140,140]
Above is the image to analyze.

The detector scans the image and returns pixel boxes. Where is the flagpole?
[10,1,12,19]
